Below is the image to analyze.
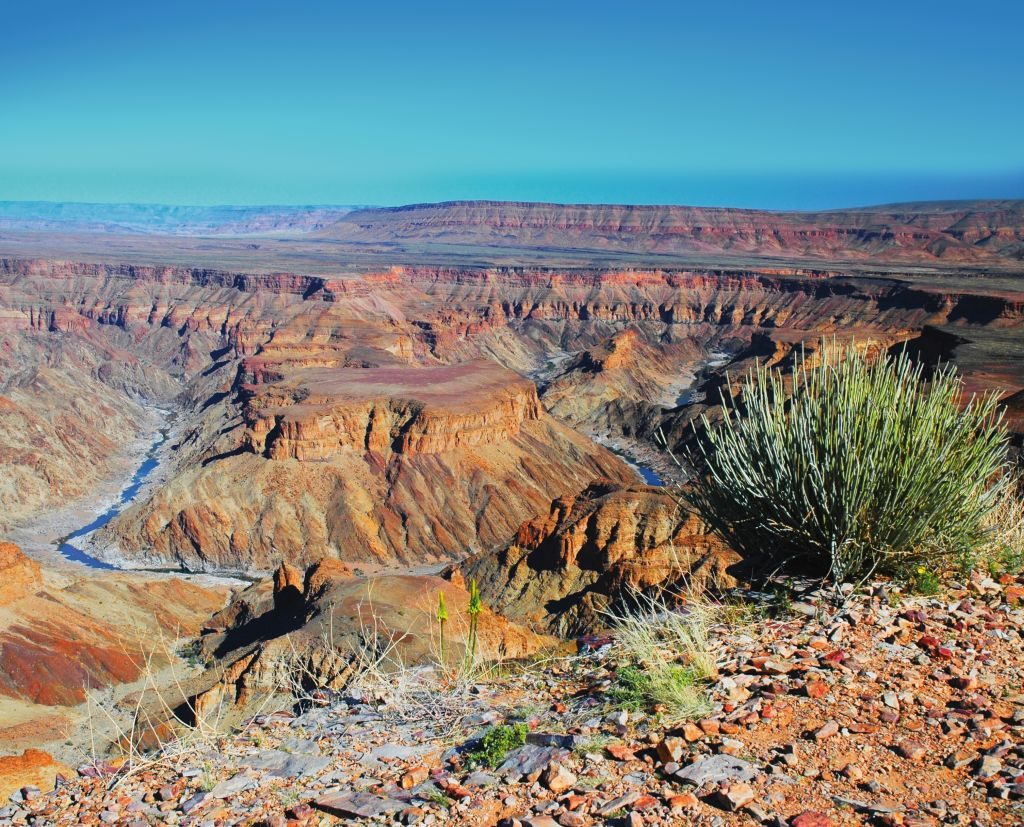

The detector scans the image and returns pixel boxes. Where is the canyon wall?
[3,225,1024,576]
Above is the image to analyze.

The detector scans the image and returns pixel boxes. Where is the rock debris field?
[3,572,1023,827]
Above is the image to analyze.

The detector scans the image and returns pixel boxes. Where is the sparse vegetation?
[465,722,528,769]
[604,592,715,720]
[907,566,941,595]
[980,470,1024,575]
[691,341,1009,584]
[436,591,448,665]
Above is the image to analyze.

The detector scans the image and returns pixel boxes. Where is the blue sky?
[2,0,1022,209]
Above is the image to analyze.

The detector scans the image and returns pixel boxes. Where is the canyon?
[1,199,1024,764]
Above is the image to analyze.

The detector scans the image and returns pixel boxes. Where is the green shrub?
[465,723,528,768]
[690,341,1008,583]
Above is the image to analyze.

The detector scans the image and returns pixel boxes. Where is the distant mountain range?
[0,202,362,235]
[1,198,1022,274]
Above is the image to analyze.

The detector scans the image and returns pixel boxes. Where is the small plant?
[571,733,614,758]
[607,663,705,715]
[978,470,1024,575]
[465,723,528,768]
[419,786,451,809]
[177,639,203,667]
[606,665,657,711]
[690,340,1009,584]
[199,761,216,792]
[465,579,482,666]
[436,591,448,665]
[908,566,941,595]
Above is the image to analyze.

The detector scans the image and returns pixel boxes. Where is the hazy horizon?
[2,170,1023,216]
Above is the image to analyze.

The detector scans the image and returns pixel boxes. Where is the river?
[55,423,170,569]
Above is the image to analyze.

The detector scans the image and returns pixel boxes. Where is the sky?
[1,0,1022,209]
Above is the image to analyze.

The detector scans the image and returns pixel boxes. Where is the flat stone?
[180,792,209,814]
[595,792,640,816]
[813,720,840,741]
[313,791,406,818]
[526,733,580,749]
[463,771,499,787]
[400,766,430,789]
[674,754,761,788]
[496,745,566,781]
[975,755,1002,779]
[708,782,755,811]
[895,740,928,762]
[246,750,332,778]
[541,762,577,794]
[831,795,903,815]
[656,736,686,763]
[209,773,256,799]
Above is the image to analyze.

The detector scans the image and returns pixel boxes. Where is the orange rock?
[0,542,42,605]
[0,749,70,802]
[303,557,354,602]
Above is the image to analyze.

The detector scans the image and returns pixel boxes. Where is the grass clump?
[981,471,1024,575]
[690,340,1008,584]
[607,663,703,713]
[465,723,528,768]
[604,592,715,720]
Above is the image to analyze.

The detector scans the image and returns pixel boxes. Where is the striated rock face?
[0,549,229,711]
[455,482,741,637]
[99,359,632,572]
[317,200,1024,268]
[241,361,542,461]
[4,214,1024,576]
[0,331,179,531]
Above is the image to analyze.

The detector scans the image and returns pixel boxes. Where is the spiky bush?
[690,341,1008,582]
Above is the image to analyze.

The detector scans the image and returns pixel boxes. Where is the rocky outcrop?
[98,379,632,572]
[0,549,229,711]
[0,542,42,605]
[455,482,741,637]
[185,557,551,723]
[241,361,542,461]
[4,203,1024,573]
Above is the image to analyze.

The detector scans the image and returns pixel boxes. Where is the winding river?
[56,423,170,569]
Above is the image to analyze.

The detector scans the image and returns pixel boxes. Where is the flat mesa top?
[267,360,534,412]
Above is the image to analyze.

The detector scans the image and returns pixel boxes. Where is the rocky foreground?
[3,573,1022,826]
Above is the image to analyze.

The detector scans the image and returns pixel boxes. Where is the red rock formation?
[242,361,542,460]
[456,482,741,636]
[0,552,228,709]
